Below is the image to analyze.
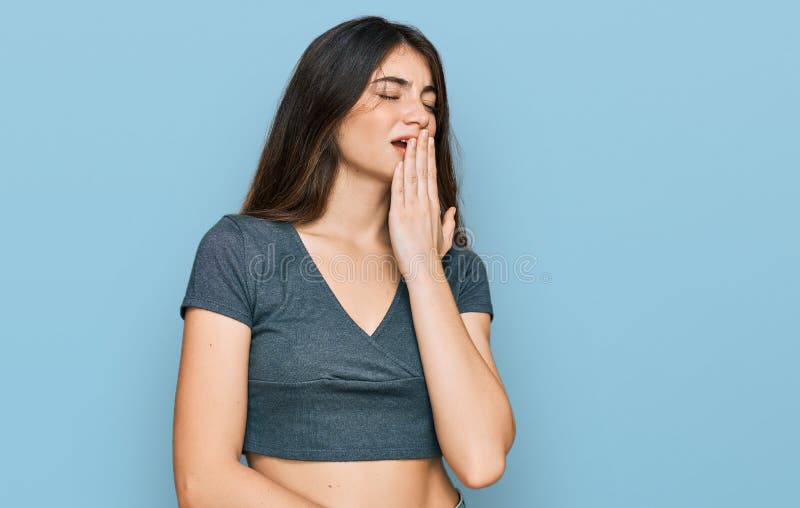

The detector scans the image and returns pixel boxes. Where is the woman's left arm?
[388,130,515,489]
[406,260,515,489]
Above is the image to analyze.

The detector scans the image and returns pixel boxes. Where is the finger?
[437,207,454,257]
[426,135,439,243]
[404,136,418,206]
[442,207,456,252]
[427,134,438,211]
[391,160,403,208]
[417,130,429,202]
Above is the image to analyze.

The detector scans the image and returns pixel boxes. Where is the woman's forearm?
[405,258,513,486]
[177,461,326,508]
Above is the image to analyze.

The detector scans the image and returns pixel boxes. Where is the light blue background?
[1,1,797,506]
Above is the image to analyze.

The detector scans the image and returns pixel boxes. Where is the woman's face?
[336,45,438,181]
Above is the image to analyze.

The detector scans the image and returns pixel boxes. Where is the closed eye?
[379,94,439,114]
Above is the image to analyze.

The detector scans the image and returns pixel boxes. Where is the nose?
[403,100,431,130]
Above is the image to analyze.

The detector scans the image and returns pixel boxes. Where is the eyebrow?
[370,76,437,95]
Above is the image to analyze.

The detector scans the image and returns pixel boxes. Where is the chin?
[347,160,394,182]
[380,164,397,181]
[342,150,398,181]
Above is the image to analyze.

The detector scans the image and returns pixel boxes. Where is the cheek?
[336,121,387,163]
[351,114,385,139]
[339,121,371,148]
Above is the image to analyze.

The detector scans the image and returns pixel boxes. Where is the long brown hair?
[240,15,470,248]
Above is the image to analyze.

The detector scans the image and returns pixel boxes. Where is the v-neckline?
[285,221,404,340]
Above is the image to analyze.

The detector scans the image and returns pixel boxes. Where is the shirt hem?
[456,305,494,321]
[242,439,443,462]
[180,297,253,327]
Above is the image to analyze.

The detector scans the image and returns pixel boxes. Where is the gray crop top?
[179,214,494,461]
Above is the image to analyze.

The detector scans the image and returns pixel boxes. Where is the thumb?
[448,206,457,224]
[442,206,457,245]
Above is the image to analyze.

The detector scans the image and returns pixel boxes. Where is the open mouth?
[390,139,408,152]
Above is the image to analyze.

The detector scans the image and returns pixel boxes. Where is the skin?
[246,44,515,506]
[172,44,514,508]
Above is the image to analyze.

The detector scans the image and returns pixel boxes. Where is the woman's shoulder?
[222,213,283,229]
[194,213,286,245]
[442,243,488,272]
[219,213,292,240]
[194,214,297,269]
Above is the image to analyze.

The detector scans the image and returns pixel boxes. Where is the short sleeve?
[179,216,254,327]
[455,248,494,322]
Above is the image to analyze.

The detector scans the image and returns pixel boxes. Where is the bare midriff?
[245,451,460,508]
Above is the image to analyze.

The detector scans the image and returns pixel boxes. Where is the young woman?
[173,16,515,508]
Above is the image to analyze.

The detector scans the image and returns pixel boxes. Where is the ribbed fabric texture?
[180,214,494,461]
